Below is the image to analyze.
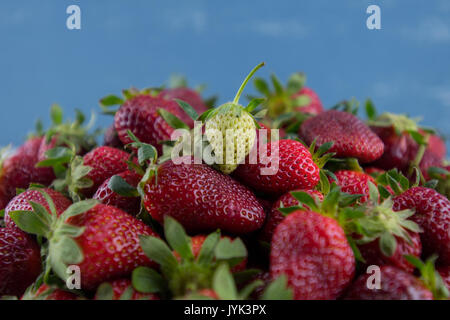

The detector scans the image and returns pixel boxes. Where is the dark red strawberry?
[233,139,320,197]
[159,87,208,127]
[82,146,131,197]
[0,137,55,209]
[299,110,384,163]
[115,95,184,154]
[343,265,433,300]
[103,125,123,149]
[93,170,142,215]
[95,279,159,300]
[22,284,79,300]
[332,170,377,203]
[143,156,265,234]
[4,188,71,230]
[0,227,41,297]
[68,204,159,290]
[270,210,355,300]
[393,187,450,265]
[260,189,323,243]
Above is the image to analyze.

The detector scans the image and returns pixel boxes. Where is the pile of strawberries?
[1,63,449,300]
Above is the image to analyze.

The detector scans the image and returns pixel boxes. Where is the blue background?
[1,0,449,153]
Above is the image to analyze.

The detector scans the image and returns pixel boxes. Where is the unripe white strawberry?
[204,63,265,174]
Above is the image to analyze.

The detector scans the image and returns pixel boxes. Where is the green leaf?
[163,216,193,261]
[50,104,63,125]
[408,130,426,145]
[214,238,247,264]
[286,72,305,95]
[238,280,264,300]
[290,191,318,211]
[261,275,293,300]
[368,181,379,204]
[270,74,284,95]
[100,95,124,107]
[253,77,270,96]
[175,99,198,121]
[139,235,178,278]
[246,98,265,113]
[365,99,377,120]
[119,286,134,300]
[95,283,114,300]
[0,209,4,218]
[212,263,238,300]
[379,232,397,257]
[197,230,220,266]
[292,95,311,107]
[132,267,166,293]
[60,199,98,221]
[424,180,438,189]
[158,108,189,130]
[9,210,49,237]
[108,175,139,197]
[278,206,302,215]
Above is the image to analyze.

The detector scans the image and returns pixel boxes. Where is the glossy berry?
[270,210,355,300]
[0,137,55,209]
[93,170,142,215]
[299,110,384,163]
[343,265,433,300]
[332,170,377,203]
[0,228,42,297]
[68,204,159,290]
[143,156,265,234]
[259,189,323,243]
[4,188,71,230]
[114,95,183,154]
[82,146,131,197]
[233,139,320,197]
[393,187,450,265]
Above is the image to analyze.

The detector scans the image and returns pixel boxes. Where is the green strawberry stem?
[233,62,265,105]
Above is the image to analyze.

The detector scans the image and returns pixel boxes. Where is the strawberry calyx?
[253,72,313,119]
[348,183,421,258]
[8,188,98,284]
[404,255,449,300]
[135,216,248,298]
[99,87,161,116]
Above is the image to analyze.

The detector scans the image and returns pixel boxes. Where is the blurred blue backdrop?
[0,0,449,153]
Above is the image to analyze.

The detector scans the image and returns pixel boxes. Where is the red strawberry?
[68,204,159,290]
[332,170,377,203]
[143,156,265,234]
[22,284,79,300]
[358,231,422,273]
[259,189,323,243]
[95,279,159,300]
[0,137,55,209]
[114,95,184,154]
[82,146,131,197]
[233,139,320,197]
[159,87,208,127]
[103,125,123,149]
[393,187,450,265]
[343,265,433,300]
[0,228,41,297]
[93,170,142,215]
[270,210,355,300]
[427,133,446,160]
[299,110,384,163]
[4,188,71,230]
